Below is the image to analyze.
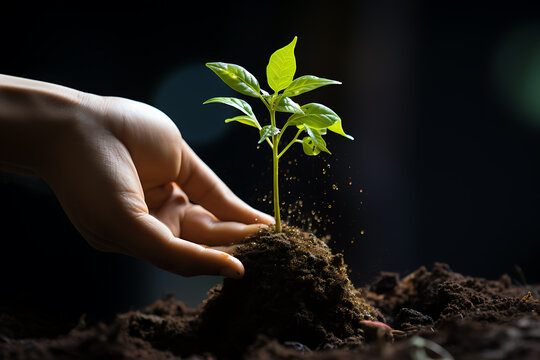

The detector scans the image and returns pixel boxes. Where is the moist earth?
[1,226,539,359]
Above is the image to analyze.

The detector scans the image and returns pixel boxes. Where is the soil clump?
[198,226,380,355]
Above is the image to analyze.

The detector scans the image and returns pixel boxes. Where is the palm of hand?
[45,97,271,278]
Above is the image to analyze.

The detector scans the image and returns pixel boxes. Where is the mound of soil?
[1,227,539,359]
[197,226,380,355]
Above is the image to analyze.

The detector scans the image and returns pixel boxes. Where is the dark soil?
[1,226,539,359]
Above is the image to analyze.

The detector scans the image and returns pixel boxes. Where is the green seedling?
[204,36,353,233]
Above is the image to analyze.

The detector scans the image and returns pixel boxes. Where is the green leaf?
[275,97,304,114]
[203,97,256,117]
[302,137,321,156]
[327,120,354,140]
[266,36,297,92]
[305,126,331,154]
[224,115,261,129]
[258,125,280,144]
[282,75,342,97]
[287,103,340,129]
[206,62,261,98]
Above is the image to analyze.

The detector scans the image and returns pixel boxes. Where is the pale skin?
[0,74,274,279]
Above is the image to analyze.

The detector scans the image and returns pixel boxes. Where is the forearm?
[0,74,93,175]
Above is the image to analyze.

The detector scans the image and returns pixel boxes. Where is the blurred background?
[1,1,540,322]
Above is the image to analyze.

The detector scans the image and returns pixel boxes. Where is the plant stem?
[270,108,282,232]
[278,128,303,158]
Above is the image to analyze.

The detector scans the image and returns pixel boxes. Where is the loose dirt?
[1,226,539,359]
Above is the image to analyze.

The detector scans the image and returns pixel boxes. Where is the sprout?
[204,36,353,232]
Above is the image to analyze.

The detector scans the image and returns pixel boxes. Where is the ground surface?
[1,227,539,359]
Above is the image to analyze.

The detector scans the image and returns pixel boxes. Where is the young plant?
[204,36,353,233]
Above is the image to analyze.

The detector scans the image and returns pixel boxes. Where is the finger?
[211,244,240,254]
[126,212,245,278]
[177,140,274,225]
[152,184,265,246]
[180,204,265,246]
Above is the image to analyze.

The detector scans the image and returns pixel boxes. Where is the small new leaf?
[206,62,261,98]
[259,125,280,144]
[204,97,256,118]
[282,75,342,98]
[224,115,261,129]
[302,137,321,156]
[267,36,297,92]
[305,126,331,154]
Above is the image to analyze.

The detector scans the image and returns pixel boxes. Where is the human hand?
[41,95,273,278]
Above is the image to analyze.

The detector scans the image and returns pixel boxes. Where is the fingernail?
[219,266,243,279]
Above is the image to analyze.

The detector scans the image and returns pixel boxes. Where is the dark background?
[1,1,539,321]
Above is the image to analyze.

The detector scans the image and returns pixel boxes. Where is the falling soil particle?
[1,227,539,359]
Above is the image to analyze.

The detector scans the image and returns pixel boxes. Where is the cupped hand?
[42,95,273,278]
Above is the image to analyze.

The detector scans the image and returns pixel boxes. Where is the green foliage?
[204,36,353,232]
[206,62,261,98]
[267,36,297,92]
[283,75,342,97]
[274,97,304,114]
[288,103,341,130]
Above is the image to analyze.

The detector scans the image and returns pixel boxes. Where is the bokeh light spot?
[495,22,540,129]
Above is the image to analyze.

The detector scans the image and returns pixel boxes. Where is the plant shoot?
[204,36,353,232]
